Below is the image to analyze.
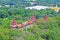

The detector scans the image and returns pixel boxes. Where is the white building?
[25,6,50,10]
[5,5,10,7]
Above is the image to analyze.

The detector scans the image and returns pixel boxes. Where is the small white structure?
[5,5,10,7]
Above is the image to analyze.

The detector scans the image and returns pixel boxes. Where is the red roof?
[30,14,36,22]
[44,15,48,21]
[10,19,17,28]
[27,21,32,25]
[17,24,24,28]
[12,19,17,25]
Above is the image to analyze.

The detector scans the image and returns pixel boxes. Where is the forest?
[0,0,60,40]
[0,6,60,40]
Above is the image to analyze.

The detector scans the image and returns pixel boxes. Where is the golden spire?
[56,4,57,8]
[51,4,59,12]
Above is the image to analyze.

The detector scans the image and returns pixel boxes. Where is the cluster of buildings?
[10,14,48,29]
[10,14,36,29]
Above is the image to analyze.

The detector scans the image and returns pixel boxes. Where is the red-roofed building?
[10,19,17,28]
[30,14,36,22]
[44,15,48,21]
[26,21,33,25]
[17,24,24,28]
